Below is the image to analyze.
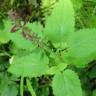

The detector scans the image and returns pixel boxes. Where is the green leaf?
[8,49,49,77]
[52,69,82,96]
[92,89,96,96]
[0,19,4,30]
[10,0,15,5]
[9,22,44,50]
[26,22,44,38]
[9,29,36,51]
[41,0,56,8]
[0,75,18,96]
[64,29,96,67]
[0,20,12,43]
[44,0,75,44]
[47,63,67,75]
[1,84,18,96]
[71,0,82,11]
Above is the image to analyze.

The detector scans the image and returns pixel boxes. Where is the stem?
[20,76,24,96]
[26,78,36,96]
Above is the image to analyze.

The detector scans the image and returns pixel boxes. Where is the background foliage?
[0,0,96,96]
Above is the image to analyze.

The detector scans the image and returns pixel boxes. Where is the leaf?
[9,29,36,51]
[1,84,18,96]
[10,0,15,5]
[8,49,49,77]
[71,0,82,11]
[0,19,4,30]
[9,22,44,50]
[92,89,96,96]
[0,75,18,96]
[52,69,82,96]
[41,0,56,8]
[0,20,12,43]
[47,63,67,75]
[64,29,96,67]
[26,22,44,38]
[44,0,75,44]
[2,20,43,50]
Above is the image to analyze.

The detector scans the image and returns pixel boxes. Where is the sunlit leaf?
[63,29,96,67]
[52,69,82,96]
[44,0,74,44]
[8,49,49,77]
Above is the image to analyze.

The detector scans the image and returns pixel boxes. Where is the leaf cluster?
[0,0,96,96]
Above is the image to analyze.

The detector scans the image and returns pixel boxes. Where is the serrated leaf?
[65,29,96,67]
[9,22,44,50]
[52,69,82,96]
[44,0,75,44]
[9,29,36,51]
[8,50,49,77]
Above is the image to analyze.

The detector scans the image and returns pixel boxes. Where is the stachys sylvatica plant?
[1,0,96,96]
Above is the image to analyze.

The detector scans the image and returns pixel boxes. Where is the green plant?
[0,0,96,96]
